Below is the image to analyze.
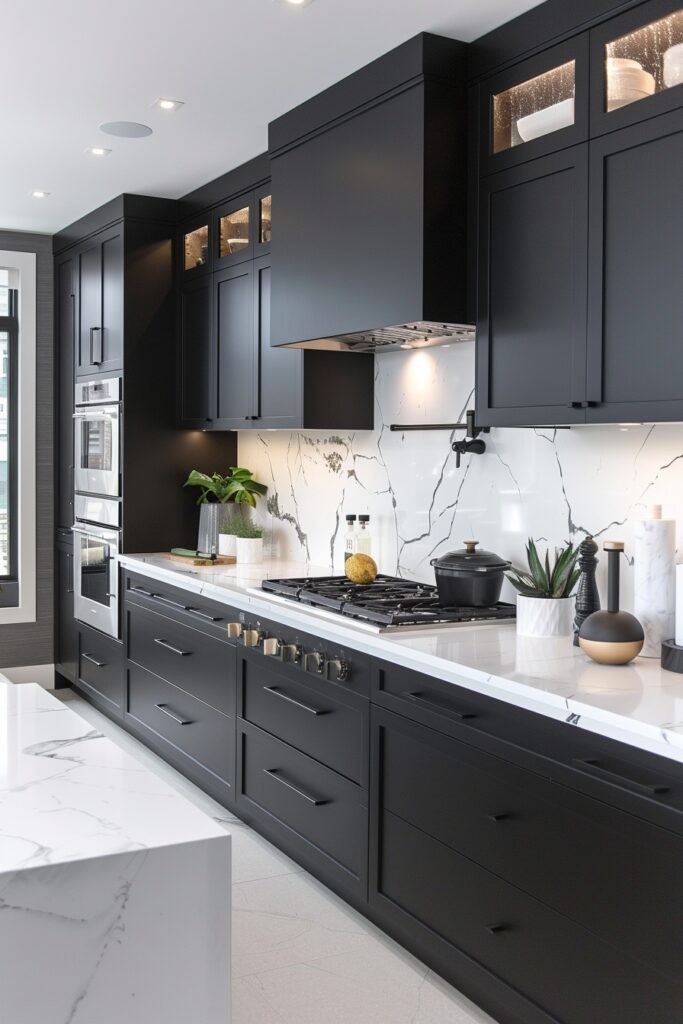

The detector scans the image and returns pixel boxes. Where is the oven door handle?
[73,409,119,419]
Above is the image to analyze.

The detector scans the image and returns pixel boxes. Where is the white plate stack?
[606,57,656,111]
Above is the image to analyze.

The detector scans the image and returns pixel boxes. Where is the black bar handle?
[572,758,669,797]
[485,923,508,935]
[131,585,155,598]
[155,703,192,726]
[187,607,223,623]
[263,769,327,806]
[154,594,191,613]
[402,690,476,721]
[264,685,328,716]
[90,326,103,365]
[154,638,191,657]
[487,812,512,822]
[82,653,106,668]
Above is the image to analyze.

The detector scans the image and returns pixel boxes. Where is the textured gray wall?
[0,231,53,667]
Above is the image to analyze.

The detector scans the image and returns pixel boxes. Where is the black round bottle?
[579,542,644,666]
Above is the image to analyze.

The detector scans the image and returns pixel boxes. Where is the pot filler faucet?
[388,409,490,468]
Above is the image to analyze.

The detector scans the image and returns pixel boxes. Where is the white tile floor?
[56,689,497,1024]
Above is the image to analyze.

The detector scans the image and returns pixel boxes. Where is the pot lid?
[431,541,511,572]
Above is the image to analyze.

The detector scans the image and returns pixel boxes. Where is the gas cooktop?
[260,575,516,632]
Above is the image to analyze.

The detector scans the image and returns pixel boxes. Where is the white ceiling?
[3,0,544,234]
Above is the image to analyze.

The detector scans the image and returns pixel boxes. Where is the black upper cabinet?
[477,145,589,427]
[480,34,590,175]
[177,161,374,431]
[76,226,123,376]
[215,262,255,428]
[179,275,215,428]
[590,0,683,137]
[55,255,75,529]
[268,33,470,350]
[587,107,683,422]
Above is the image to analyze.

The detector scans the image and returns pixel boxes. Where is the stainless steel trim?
[73,400,121,498]
[155,703,192,726]
[74,494,120,528]
[75,377,121,405]
[72,522,120,639]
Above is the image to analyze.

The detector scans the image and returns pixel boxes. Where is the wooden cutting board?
[167,553,236,567]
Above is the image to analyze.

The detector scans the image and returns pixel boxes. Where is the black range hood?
[268,33,473,353]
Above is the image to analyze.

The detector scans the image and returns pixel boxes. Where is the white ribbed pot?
[236,537,263,564]
[218,533,236,558]
[516,595,575,638]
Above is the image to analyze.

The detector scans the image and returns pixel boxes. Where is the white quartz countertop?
[119,554,683,765]
[0,682,226,875]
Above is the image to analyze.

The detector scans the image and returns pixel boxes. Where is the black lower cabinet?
[55,532,77,685]
[122,576,238,806]
[75,623,124,718]
[370,705,683,1024]
[235,646,369,905]
[69,569,683,1024]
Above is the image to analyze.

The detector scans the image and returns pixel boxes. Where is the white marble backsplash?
[238,342,683,612]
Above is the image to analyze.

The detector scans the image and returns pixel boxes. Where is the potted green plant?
[184,467,267,555]
[231,519,265,564]
[218,525,237,559]
[507,538,580,638]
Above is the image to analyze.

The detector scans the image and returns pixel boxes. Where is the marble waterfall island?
[0,682,230,1024]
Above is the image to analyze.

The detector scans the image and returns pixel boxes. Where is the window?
[0,251,37,622]
[0,271,18,603]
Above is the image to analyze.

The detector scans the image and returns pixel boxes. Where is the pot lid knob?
[463,540,479,554]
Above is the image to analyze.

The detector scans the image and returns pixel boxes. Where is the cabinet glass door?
[184,224,209,272]
[603,6,683,113]
[259,195,272,245]
[492,61,576,154]
[218,205,250,259]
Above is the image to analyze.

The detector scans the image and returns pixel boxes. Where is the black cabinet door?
[477,145,589,426]
[179,275,215,428]
[587,108,683,422]
[253,255,303,429]
[214,262,255,428]
[56,539,77,683]
[76,227,123,376]
[55,256,75,529]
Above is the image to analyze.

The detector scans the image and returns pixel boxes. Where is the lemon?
[345,553,378,584]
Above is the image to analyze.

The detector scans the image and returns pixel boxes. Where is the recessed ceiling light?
[154,97,184,112]
[99,121,152,138]
[31,190,50,199]
[86,146,111,157]
[278,0,315,7]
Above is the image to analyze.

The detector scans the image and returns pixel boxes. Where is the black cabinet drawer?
[377,811,683,1024]
[127,603,234,717]
[125,571,237,639]
[127,662,233,786]
[240,652,367,784]
[238,721,366,882]
[373,660,683,834]
[77,624,124,714]
[377,707,683,984]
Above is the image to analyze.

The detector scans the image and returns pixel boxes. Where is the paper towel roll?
[633,506,676,657]
[676,565,683,648]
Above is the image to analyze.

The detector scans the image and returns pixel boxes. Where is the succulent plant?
[507,538,580,599]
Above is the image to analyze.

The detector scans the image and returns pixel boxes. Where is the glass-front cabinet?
[255,186,272,255]
[213,195,254,269]
[182,219,211,275]
[592,0,683,132]
[481,36,589,172]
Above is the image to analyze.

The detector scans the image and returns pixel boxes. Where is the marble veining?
[0,683,231,1024]
[120,553,683,764]
[238,342,683,613]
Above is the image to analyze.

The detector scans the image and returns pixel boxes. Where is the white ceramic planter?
[218,533,236,558]
[516,595,575,638]
[236,537,263,564]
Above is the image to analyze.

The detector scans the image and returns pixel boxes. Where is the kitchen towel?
[634,506,676,657]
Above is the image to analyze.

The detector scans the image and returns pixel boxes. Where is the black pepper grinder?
[573,536,600,646]
[578,542,644,665]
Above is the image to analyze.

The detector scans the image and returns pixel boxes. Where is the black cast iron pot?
[431,541,511,607]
